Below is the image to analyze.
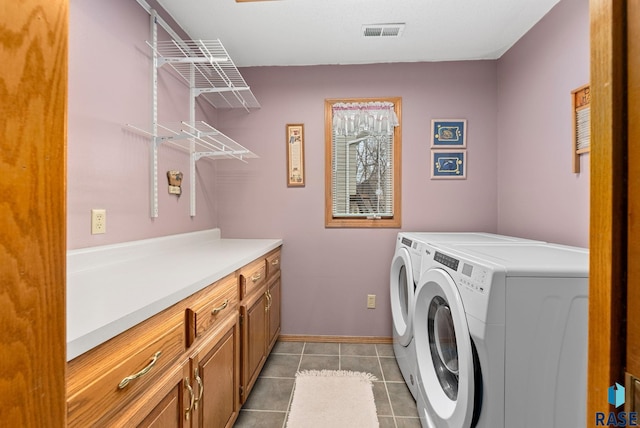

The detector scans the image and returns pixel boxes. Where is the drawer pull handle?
[271,259,280,266]
[118,351,162,389]
[266,290,272,311]
[194,368,204,409]
[211,299,229,315]
[251,272,262,282]
[184,377,195,420]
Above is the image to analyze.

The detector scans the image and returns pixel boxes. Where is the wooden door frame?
[0,0,632,425]
[587,0,627,421]
[626,0,640,389]
[0,1,68,426]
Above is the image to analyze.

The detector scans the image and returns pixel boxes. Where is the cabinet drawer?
[67,311,185,427]
[266,248,281,279]
[186,273,238,347]
[239,257,266,299]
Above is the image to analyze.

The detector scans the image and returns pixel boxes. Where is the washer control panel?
[434,251,459,271]
[399,235,426,281]
[459,262,489,294]
[400,236,414,248]
[434,251,489,294]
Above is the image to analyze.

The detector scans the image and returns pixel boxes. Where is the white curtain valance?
[332,101,399,138]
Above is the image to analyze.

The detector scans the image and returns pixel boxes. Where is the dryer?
[413,242,588,428]
[390,233,542,400]
[390,233,425,400]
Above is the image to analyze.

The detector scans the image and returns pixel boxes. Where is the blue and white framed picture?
[431,119,466,148]
[431,150,466,179]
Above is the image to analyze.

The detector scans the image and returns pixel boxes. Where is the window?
[325,97,402,228]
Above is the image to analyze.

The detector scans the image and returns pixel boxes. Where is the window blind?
[331,101,397,219]
[332,133,394,217]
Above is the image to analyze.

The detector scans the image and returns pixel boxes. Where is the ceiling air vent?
[362,23,405,38]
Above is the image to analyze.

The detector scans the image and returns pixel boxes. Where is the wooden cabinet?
[110,357,191,427]
[239,256,267,300]
[186,274,239,348]
[187,314,240,428]
[66,307,186,427]
[240,288,268,403]
[265,248,282,353]
[267,274,281,352]
[135,278,240,428]
[66,247,281,427]
[66,273,239,428]
[239,248,282,404]
[266,249,281,278]
[138,380,184,427]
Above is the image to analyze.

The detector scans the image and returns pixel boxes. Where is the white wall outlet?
[367,294,376,309]
[91,209,106,234]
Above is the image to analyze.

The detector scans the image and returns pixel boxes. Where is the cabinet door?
[137,382,184,428]
[192,315,240,428]
[267,276,281,353]
[240,292,267,403]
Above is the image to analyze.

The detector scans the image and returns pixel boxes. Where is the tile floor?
[233,340,420,428]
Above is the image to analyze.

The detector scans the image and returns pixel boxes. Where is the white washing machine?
[390,233,542,400]
[413,242,588,428]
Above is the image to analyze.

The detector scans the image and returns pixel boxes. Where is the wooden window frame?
[324,97,402,228]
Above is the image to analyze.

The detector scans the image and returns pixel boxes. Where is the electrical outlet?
[91,209,106,234]
[367,294,376,309]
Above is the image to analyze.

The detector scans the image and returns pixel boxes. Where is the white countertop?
[67,229,282,361]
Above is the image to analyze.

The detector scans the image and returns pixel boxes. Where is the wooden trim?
[0,1,68,426]
[587,0,627,420]
[325,217,401,228]
[324,97,402,228]
[278,335,393,344]
[626,0,640,378]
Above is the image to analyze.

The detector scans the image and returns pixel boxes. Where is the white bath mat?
[286,369,379,428]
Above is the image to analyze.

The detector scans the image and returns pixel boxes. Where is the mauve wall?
[67,0,589,337]
[495,0,590,247]
[67,0,219,250]
[216,62,499,337]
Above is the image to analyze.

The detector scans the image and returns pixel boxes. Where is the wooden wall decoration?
[572,84,591,173]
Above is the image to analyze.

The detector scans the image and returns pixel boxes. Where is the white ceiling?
[155,0,561,68]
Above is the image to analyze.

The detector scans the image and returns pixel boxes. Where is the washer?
[413,242,588,427]
[390,233,542,400]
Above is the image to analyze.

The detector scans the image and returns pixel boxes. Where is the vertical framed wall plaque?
[286,123,305,186]
[572,84,590,173]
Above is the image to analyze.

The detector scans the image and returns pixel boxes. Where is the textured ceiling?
[155,0,561,67]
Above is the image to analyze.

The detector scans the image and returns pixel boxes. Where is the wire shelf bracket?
[152,39,260,112]
[132,3,260,218]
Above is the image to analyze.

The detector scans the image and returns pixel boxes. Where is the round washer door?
[414,268,475,428]
[390,247,415,346]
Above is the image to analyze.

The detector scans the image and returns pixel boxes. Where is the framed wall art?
[571,84,590,173]
[431,150,466,179]
[286,123,305,187]
[431,119,467,148]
